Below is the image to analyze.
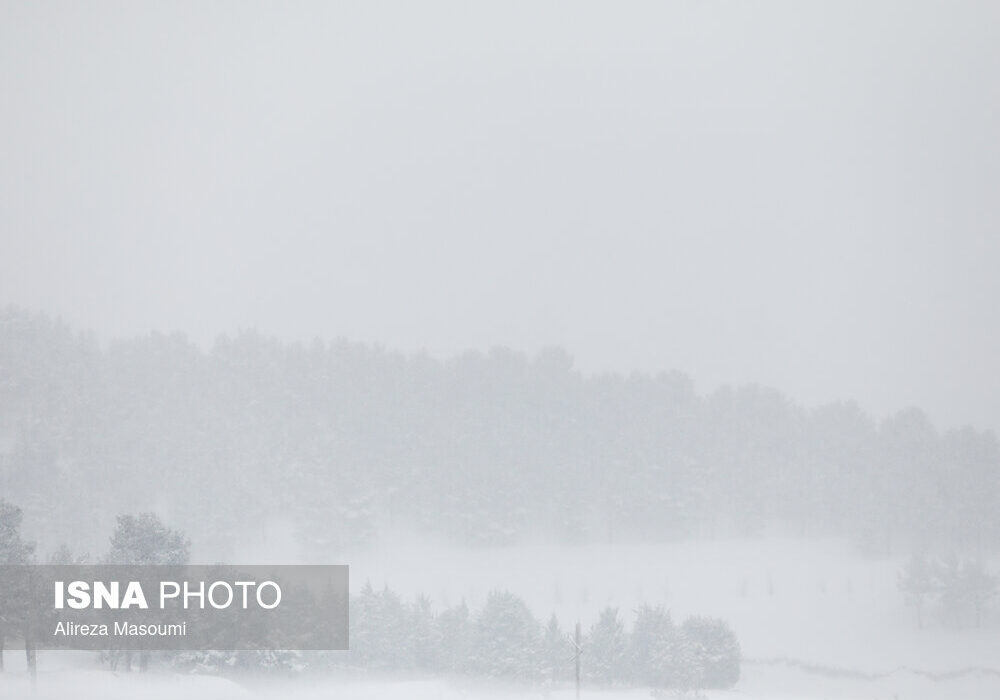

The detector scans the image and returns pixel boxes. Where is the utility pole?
[573,621,582,700]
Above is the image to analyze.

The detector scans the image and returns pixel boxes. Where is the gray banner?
[0,565,348,650]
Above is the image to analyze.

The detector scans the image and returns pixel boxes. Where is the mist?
[2,2,1000,700]
[3,1,999,431]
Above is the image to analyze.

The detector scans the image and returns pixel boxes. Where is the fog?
[3,1,1000,431]
[2,2,1000,699]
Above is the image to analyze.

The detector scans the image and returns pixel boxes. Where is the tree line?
[337,583,739,691]
[898,554,999,629]
[1,309,998,558]
[0,503,740,691]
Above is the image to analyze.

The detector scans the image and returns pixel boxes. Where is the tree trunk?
[575,621,581,700]
[25,624,36,683]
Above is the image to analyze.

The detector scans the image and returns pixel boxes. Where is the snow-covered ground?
[4,665,1000,700]
[3,536,998,699]
[341,534,1000,672]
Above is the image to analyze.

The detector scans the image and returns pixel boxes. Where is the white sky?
[2,1,998,432]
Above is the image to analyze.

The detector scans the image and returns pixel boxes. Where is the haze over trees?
[105,513,190,566]
[0,507,743,691]
[1,309,998,562]
[899,554,999,630]
[0,499,35,673]
[346,581,740,691]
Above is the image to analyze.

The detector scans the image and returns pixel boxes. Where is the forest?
[0,307,997,562]
[0,507,740,691]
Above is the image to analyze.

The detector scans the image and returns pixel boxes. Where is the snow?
[3,668,1000,700]
[345,534,1000,678]
[3,536,998,699]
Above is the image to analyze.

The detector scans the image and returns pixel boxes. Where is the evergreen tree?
[650,631,700,693]
[470,591,541,680]
[3,309,1000,553]
[433,600,471,673]
[585,607,627,685]
[629,604,675,686]
[897,554,942,628]
[46,543,87,564]
[410,594,436,671]
[681,616,741,689]
[349,581,412,670]
[0,501,34,565]
[939,558,998,628]
[102,513,188,672]
[541,613,569,683]
[106,513,190,565]
[0,500,35,673]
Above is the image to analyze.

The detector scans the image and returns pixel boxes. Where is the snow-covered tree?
[100,514,189,672]
[2,309,1000,553]
[106,513,189,565]
[433,600,471,673]
[45,543,88,564]
[410,593,436,670]
[629,604,675,686]
[681,616,741,689]
[0,500,35,673]
[349,581,412,670]
[0,500,34,565]
[897,554,942,628]
[540,613,570,683]
[939,558,998,628]
[470,590,541,680]
[586,607,627,685]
